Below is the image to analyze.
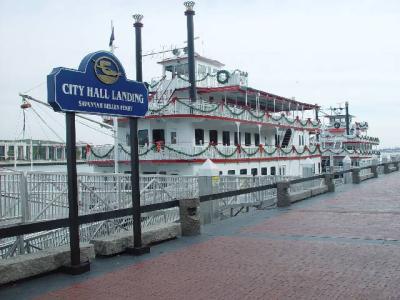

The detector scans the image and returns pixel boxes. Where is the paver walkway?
[2,171,400,299]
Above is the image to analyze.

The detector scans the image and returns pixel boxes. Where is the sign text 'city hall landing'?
[47,51,148,117]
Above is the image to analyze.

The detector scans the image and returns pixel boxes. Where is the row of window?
[225,166,286,176]
[195,129,261,146]
[129,128,306,147]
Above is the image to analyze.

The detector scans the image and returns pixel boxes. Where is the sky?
[0,0,399,147]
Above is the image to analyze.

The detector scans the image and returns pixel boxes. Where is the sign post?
[48,50,148,273]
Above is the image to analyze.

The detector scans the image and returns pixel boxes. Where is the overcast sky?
[1,0,399,147]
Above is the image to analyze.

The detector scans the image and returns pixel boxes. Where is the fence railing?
[1,159,399,260]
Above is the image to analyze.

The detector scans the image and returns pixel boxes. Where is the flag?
[109,24,115,47]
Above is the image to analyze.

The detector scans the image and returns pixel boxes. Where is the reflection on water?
[0,163,94,173]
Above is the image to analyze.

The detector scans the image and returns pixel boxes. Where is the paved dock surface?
[2,171,400,299]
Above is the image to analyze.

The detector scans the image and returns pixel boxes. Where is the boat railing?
[87,144,320,163]
[147,98,319,130]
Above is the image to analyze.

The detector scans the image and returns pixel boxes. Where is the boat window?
[251,168,258,176]
[219,171,223,175]
[271,166,276,175]
[175,63,188,76]
[0,146,5,160]
[126,134,130,146]
[152,129,165,144]
[222,131,230,146]
[159,171,167,175]
[245,133,251,146]
[240,169,247,175]
[8,145,14,157]
[261,167,268,175]
[195,129,204,145]
[299,135,301,145]
[209,130,218,144]
[198,64,207,76]
[170,132,177,144]
[254,133,260,146]
[279,166,286,176]
[227,170,235,175]
[234,132,241,146]
[138,129,149,146]
[275,134,280,147]
[302,135,305,146]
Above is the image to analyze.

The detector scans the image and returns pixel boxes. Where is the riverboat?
[87,51,323,177]
[318,102,380,171]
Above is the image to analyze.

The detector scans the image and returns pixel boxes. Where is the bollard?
[352,168,361,184]
[276,181,291,207]
[383,163,390,174]
[179,198,201,236]
[370,165,378,178]
[324,174,335,192]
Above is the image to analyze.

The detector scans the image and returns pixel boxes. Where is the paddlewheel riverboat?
[318,102,380,171]
[88,53,323,176]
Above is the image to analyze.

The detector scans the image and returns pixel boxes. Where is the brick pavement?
[13,172,400,299]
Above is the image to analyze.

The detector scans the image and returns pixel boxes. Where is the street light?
[184,1,196,103]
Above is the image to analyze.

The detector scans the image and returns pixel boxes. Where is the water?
[0,163,94,173]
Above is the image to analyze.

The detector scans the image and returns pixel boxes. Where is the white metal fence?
[1,160,395,259]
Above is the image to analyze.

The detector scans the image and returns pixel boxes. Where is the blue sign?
[47,51,148,117]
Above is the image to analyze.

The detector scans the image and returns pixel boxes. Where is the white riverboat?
[318,102,380,171]
[88,53,323,177]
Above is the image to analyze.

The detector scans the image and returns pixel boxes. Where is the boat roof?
[325,114,355,118]
[174,85,318,111]
[158,54,225,67]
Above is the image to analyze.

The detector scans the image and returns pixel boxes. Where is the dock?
[1,164,400,299]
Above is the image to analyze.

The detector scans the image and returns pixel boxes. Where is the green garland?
[89,145,114,159]
[176,99,220,113]
[91,142,325,160]
[149,75,167,88]
[224,104,246,116]
[148,99,174,113]
[177,69,248,84]
[247,109,265,119]
[212,146,238,158]
[240,147,260,156]
[147,97,319,130]
[163,144,212,157]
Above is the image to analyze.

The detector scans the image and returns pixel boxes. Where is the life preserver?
[334,122,340,129]
[216,70,230,84]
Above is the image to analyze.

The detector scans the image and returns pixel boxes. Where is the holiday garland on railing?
[89,143,325,161]
[177,69,248,84]
[175,98,220,113]
[89,142,379,162]
[87,145,114,159]
[148,97,320,129]
[148,75,167,89]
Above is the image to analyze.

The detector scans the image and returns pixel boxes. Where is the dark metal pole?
[315,105,320,142]
[64,112,90,274]
[126,14,149,255]
[184,2,196,102]
[345,101,350,135]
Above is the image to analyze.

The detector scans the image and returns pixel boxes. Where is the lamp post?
[345,101,350,136]
[126,14,150,255]
[184,1,197,103]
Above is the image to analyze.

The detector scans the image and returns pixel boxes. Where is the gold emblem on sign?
[93,56,120,84]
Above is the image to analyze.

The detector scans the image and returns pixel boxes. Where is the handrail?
[1,161,399,242]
